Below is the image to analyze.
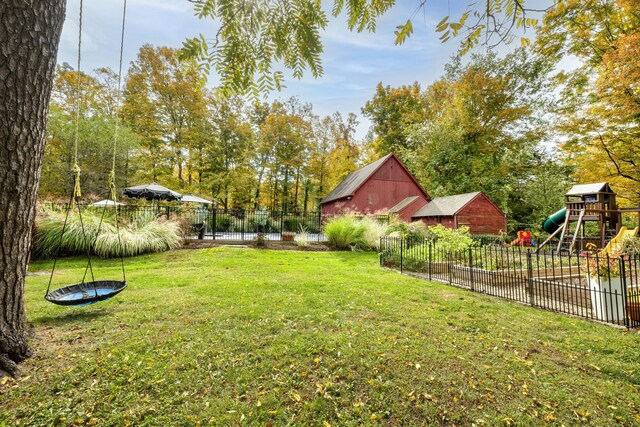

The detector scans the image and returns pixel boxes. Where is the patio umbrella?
[181,194,213,205]
[123,182,182,201]
[91,199,125,207]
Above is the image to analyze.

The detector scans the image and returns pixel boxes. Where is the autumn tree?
[260,102,313,211]
[539,0,640,204]
[361,82,426,157]
[403,50,552,222]
[202,95,255,209]
[122,45,208,187]
[307,115,335,208]
[40,65,138,199]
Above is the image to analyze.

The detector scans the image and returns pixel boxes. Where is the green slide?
[542,208,567,234]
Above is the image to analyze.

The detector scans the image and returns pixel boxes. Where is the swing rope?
[46,0,129,301]
[47,0,94,298]
[81,0,128,286]
[72,0,84,202]
[109,0,128,283]
[109,0,127,203]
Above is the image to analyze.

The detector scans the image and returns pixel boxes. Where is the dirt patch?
[182,239,333,252]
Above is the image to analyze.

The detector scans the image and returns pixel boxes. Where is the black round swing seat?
[45,280,127,306]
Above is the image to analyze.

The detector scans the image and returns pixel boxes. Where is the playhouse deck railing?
[380,236,640,328]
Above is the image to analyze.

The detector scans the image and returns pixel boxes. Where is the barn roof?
[389,196,421,213]
[412,192,482,217]
[566,182,612,196]
[321,153,430,204]
[320,154,393,204]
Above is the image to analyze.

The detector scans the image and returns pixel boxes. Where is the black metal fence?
[380,236,640,328]
[42,204,391,242]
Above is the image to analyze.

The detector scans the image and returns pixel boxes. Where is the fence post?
[241,208,245,241]
[468,248,475,292]
[400,237,403,274]
[448,252,452,286]
[527,251,534,306]
[428,242,432,281]
[621,256,628,328]
[280,212,284,240]
[212,208,217,240]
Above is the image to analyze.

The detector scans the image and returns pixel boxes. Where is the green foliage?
[41,66,139,198]
[359,217,389,251]
[539,0,640,204]
[397,50,553,225]
[183,1,549,96]
[34,210,181,259]
[283,217,304,232]
[361,82,425,156]
[122,45,208,187]
[427,224,475,253]
[249,213,274,233]
[324,215,368,250]
[210,215,232,232]
[387,219,429,240]
[324,214,391,250]
[621,236,640,257]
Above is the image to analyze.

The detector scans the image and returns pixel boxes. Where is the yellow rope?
[108,170,117,202]
[72,164,82,206]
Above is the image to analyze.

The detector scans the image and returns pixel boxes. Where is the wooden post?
[556,208,572,252]
[569,209,585,253]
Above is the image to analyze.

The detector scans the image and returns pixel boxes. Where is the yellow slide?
[601,226,639,255]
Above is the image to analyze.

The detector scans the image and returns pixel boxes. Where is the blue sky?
[55,0,506,139]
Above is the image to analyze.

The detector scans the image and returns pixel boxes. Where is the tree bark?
[0,0,66,377]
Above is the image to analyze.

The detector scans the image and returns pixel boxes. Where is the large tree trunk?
[0,0,66,377]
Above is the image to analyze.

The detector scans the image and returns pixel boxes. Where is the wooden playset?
[538,182,639,253]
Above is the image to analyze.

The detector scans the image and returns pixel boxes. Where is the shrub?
[360,217,389,251]
[283,217,303,232]
[255,232,267,247]
[230,217,245,232]
[324,215,368,250]
[34,211,181,259]
[209,215,232,232]
[294,226,310,248]
[387,219,429,240]
[303,218,321,234]
[249,213,273,233]
[427,224,475,253]
[621,236,640,256]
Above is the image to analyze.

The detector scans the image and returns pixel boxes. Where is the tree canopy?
[182,0,560,96]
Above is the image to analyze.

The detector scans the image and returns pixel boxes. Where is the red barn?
[411,192,506,235]
[320,153,430,216]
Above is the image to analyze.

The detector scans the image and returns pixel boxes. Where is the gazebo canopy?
[91,199,125,207]
[181,194,213,205]
[123,182,182,201]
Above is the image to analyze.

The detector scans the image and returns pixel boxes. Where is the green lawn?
[3,248,640,426]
